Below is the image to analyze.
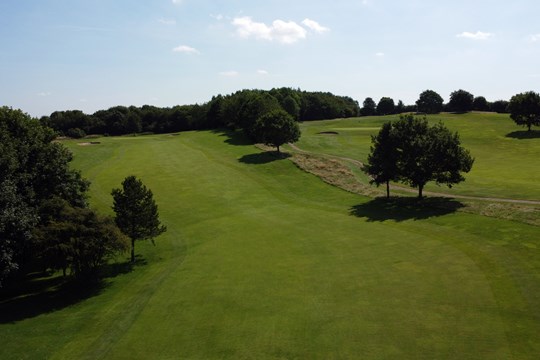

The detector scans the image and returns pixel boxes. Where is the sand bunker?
[77,141,101,146]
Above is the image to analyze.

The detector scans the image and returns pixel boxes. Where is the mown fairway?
[1,130,539,359]
[294,112,540,200]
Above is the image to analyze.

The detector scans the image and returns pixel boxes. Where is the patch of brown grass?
[290,153,382,197]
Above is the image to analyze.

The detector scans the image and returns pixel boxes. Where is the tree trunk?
[528,123,531,131]
[386,181,390,198]
[131,239,135,263]
[418,184,424,199]
[276,145,280,153]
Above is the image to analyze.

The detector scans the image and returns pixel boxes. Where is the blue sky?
[1,0,539,117]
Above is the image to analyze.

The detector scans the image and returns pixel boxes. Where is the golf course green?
[0,116,539,359]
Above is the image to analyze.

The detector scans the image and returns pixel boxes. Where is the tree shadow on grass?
[0,257,146,324]
[210,129,253,146]
[350,196,465,222]
[505,130,540,140]
[238,151,291,165]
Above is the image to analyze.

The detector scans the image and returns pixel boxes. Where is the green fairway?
[294,112,540,200]
[1,130,539,359]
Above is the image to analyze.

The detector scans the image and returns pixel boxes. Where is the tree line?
[360,89,511,116]
[41,88,360,139]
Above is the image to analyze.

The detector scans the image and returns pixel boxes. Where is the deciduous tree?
[449,89,474,113]
[508,91,540,131]
[364,114,474,198]
[376,97,395,115]
[254,109,301,153]
[416,90,444,114]
[361,97,377,116]
[362,122,399,198]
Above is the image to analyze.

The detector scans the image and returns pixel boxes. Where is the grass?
[0,129,539,359]
[293,112,540,200]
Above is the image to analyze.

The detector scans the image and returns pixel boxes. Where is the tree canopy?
[361,97,377,116]
[376,97,395,115]
[112,176,167,263]
[0,107,90,285]
[508,91,540,131]
[362,122,399,198]
[41,88,359,139]
[363,114,474,198]
[448,89,474,113]
[254,109,301,153]
[416,90,444,114]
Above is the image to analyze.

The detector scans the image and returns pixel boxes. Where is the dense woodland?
[41,88,360,138]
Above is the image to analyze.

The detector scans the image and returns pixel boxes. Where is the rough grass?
[1,130,539,359]
[288,150,540,226]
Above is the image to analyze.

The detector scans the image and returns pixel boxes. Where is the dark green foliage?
[376,97,395,115]
[238,92,282,137]
[0,107,90,285]
[362,122,399,197]
[281,95,301,120]
[361,97,377,116]
[112,176,166,263]
[254,109,301,153]
[416,90,444,114]
[473,96,489,111]
[363,114,474,198]
[395,100,405,114]
[449,89,474,113]
[508,91,540,131]
[490,100,509,113]
[34,198,129,278]
[41,88,359,138]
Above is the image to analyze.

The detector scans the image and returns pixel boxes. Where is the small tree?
[448,89,474,113]
[473,96,489,111]
[376,97,395,115]
[362,122,399,198]
[361,97,377,116]
[508,91,540,131]
[254,109,300,153]
[416,90,444,114]
[112,176,166,263]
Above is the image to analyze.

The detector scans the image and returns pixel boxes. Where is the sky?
[1,0,539,117]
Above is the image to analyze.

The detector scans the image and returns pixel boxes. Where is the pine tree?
[112,176,166,263]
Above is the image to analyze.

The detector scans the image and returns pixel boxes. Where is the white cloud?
[529,34,540,42]
[456,31,493,40]
[172,0,182,4]
[158,18,176,25]
[257,69,269,75]
[37,92,51,97]
[219,70,239,77]
[172,45,200,55]
[232,16,308,44]
[375,52,385,57]
[302,19,329,33]
[211,14,224,21]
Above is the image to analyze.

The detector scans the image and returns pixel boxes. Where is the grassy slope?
[0,131,539,359]
[294,112,540,200]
